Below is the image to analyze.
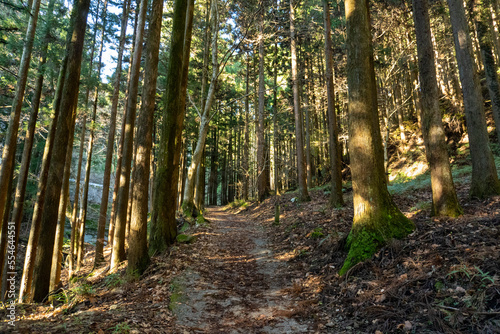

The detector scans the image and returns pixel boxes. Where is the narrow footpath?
[172,207,313,333]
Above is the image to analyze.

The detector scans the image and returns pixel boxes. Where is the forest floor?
[1,150,500,333]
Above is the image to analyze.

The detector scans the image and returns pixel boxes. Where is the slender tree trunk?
[31,0,91,302]
[290,0,310,202]
[95,0,130,267]
[273,42,280,224]
[243,55,250,201]
[256,6,267,202]
[150,0,191,254]
[1,0,57,291]
[475,0,500,143]
[49,117,76,296]
[181,0,217,215]
[323,0,344,208]
[127,0,163,276]
[110,0,148,272]
[412,0,462,217]
[447,0,500,198]
[340,0,414,275]
[68,114,86,277]
[0,0,42,230]
[109,0,139,250]
[18,51,69,303]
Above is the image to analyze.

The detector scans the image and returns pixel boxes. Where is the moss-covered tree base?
[339,209,414,276]
[181,200,200,219]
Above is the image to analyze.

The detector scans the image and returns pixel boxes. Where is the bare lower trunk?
[110,0,148,272]
[447,0,500,198]
[412,0,462,217]
[95,0,130,266]
[0,0,42,230]
[31,0,91,302]
[340,0,414,275]
[18,51,69,303]
[150,0,192,253]
[290,0,310,202]
[323,0,344,208]
[127,0,163,276]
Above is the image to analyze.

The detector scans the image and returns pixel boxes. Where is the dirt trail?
[172,207,312,333]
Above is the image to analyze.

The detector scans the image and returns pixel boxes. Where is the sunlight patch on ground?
[389,160,428,182]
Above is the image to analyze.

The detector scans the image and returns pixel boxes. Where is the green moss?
[168,278,186,311]
[339,207,414,276]
[176,234,197,244]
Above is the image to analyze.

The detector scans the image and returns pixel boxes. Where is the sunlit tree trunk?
[94,0,130,266]
[182,0,217,215]
[290,0,310,202]
[475,0,500,143]
[0,0,42,234]
[31,0,91,302]
[108,0,139,250]
[340,0,414,275]
[412,0,462,217]
[150,0,191,254]
[127,0,163,276]
[18,51,69,303]
[49,118,76,296]
[110,0,148,272]
[243,55,250,201]
[256,4,267,202]
[447,0,500,198]
[1,0,57,292]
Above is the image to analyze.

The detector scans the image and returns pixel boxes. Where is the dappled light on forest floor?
[241,185,500,333]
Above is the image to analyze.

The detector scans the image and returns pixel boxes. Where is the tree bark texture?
[340,0,414,276]
[447,0,500,198]
[127,0,164,276]
[31,0,91,302]
[412,0,462,217]
[110,0,148,272]
[290,0,310,202]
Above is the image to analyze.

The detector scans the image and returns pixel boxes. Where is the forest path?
[172,207,313,333]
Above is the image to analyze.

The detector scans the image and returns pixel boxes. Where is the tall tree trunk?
[110,0,148,272]
[475,0,500,143]
[150,0,192,254]
[290,0,310,202]
[127,0,163,276]
[273,42,280,224]
[340,0,414,275]
[68,114,86,277]
[256,6,267,202]
[0,0,42,231]
[77,0,108,272]
[447,0,500,198]
[412,0,462,217]
[108,0,140,250]
[1,0,57,291]
[95,0,131,266]
[243,55,250,201]
[18,50,70,303]
[182,0,217,215]
[323,0,344,208]
[31,0,91,302]
[49,117,76,296]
